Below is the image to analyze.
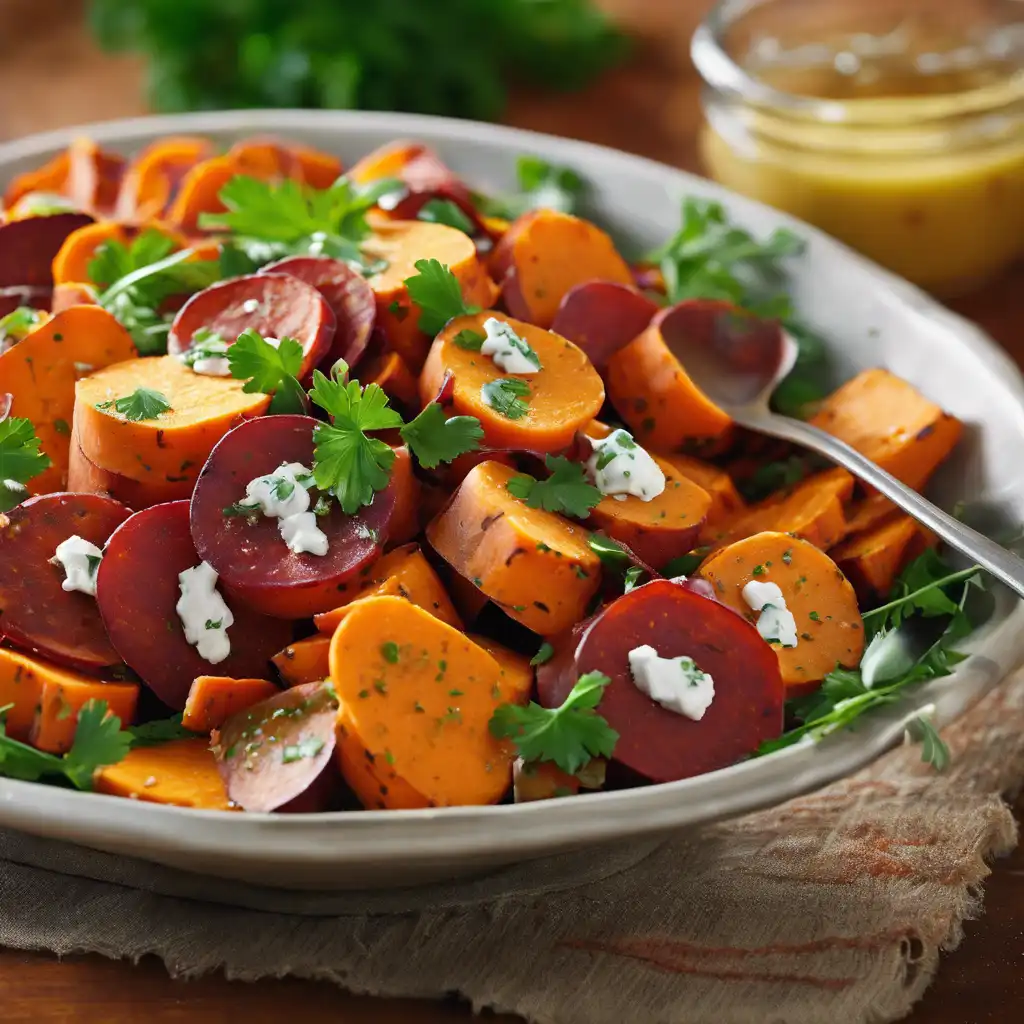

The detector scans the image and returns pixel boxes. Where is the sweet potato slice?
[491,210,634,328]
[810,368,963,490]
[698,532,865,692]
[74,354,270,487]
[469,634,533,706]
[182,676,281,733]
[0,647,49,741]
[165,156,239,234]
[0,305,139,492]
[115,136,215,221]
[426,460,602,635]
[313,543,462,633]
[605,303,740,457]
[362,350,419,410]
[52,221,130,286]
[330,596,513,809]
[513,758,581,802]
[95,738,234,810]
[3,151,70,209]
[31,674,139,755]
[272,635,333,688]
[831,515,937,602]
[419,312,605,452]
[658,453,745,525]
[364,220,497,372]
[706,469,854,551]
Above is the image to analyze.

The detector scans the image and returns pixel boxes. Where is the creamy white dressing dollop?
[585,429,666,502]
[53,535,103,597]
[191,355,231,377]
[176,561,233,664]
[742,580,798,648]
[480,317,542,374]
[627,644,715,720]
[236,462,329,556]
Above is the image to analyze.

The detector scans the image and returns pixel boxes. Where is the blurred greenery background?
[87,0,629,121]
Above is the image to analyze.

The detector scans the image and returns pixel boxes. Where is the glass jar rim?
[692,0,1024,126]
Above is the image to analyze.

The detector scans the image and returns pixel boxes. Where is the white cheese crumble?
[242,298,260,313]
[175,561,233,664]
[742,580,798,648]
[236,462,329,556]
[53,535,103,597]
[628,644,715,720]
[585,429,666,502]
[480,317,542,374]
[191,355,231,377]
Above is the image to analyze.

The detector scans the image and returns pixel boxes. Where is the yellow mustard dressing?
[696,26,1024,295]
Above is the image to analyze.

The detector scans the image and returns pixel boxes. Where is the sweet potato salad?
[0,135,983,812]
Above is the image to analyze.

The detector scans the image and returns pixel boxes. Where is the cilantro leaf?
[477,155,587,219]
[417,199,476,235]
[403,258,481,335]
[0,417,51,510]
[661,550,707,578]
[128,713,201,748]
[0,699,130,791]
[739,455,809,503]
[0,306,43,346]
[309,369,402,514]
[490,671,617,775]
[588,532,631,570]
[399,402,483,469]
[452,329,486,351]
[480,377,530,420]
[507,455,601,517]
[227,328,307,414]
[96,387,171,422]
[178,328,229,367]
[87,229,178,290]
[623,565,644,592]
[906,713,950,772]
[200,174,403,269]
[530,642,555,667]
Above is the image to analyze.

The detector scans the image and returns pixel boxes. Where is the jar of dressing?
[692,0,1024,296]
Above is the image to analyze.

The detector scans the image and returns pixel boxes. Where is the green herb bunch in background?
[88,0,627,120]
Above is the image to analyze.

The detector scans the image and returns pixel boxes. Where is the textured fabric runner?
[2,670,1024,1024]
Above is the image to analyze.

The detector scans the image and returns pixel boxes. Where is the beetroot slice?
[212,680,339,812]
[537,579,784,783]
[260,255,376,372]
[0,493,132,671]
[167,273,336,377]
[189,415,397,618]
[95,501,293,710]
[0,213,94,290]
[550,282,658,371]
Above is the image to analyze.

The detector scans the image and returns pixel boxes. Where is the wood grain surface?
[0,1,1022,1021]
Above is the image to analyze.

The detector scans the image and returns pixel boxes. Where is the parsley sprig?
[0,699,131,790]
[404,258,481,335]
[96,387,171,422]
[481,378,530,420]
[418,199,476,235]
[507,456,602,518]
[309,368,483,510]
[199,174,403,272]
[477,155,587,219]
[0,417,51,512]
[489,671,618,775]
[757,552,986,769]
[226,329,308,415]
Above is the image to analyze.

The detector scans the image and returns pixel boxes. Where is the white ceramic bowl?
[2,110,1023,890]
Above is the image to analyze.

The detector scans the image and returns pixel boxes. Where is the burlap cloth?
[3,669,1024,1024]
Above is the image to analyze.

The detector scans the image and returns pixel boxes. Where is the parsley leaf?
[489,671,618,775]
[0,698,130,790]
[0,417,51,510]
[127,713,201,748]
[739,455,809,503]
[417,199,476,235]
[96,387,171,422]
[452,329,486,351]
[905,713,950,772]
[0,306,43,345]
[178,328,229,367]
[477,155,587,219]
[403,258,481,336]
[480,377,530,420]
[199,174,403,269]
[399,402,483,469]
[309,369,402,513]
[588,532,631,570]
[507,455,602,517]
[87,229,178,290]
[227,328,307,414]
[530,642,555,667]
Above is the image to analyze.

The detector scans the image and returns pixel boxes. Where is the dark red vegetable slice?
[536,579,784,783]
[0,213,94,291]
[260,255,376,372]
[167,273,336,377]
[550,282,659,371]
[189,415,399,618]
[212,680,340,812]
[0,492,132,672]
[95,501,293,710]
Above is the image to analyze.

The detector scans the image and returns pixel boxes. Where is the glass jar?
[692,0,1024,296]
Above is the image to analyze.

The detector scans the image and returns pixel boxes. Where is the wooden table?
[1,1,1022,1021]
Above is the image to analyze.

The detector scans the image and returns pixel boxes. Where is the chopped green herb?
[506,455,601,517]
[480,377,530,420]
[418,198,475,234]
[531,642,555,666]
[380,641,400,664]
[282,736,325,763]
[96,387,171,422]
